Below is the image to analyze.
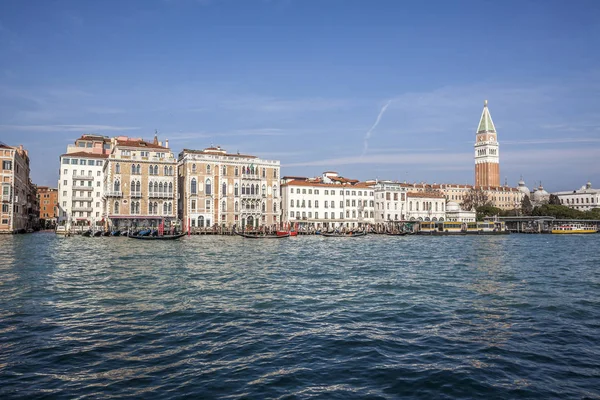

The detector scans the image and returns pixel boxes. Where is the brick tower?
[474,100,500,187]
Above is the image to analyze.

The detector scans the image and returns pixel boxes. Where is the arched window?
[251,165,255,175]
[154,165,159,175]
[207,164,211,174]
[159,182,164,193]
[262,184,266,196]
[235,167,239,176]
[154,202,158,214]
[234,183,239,196]
[250,184,255,195]
[168,202,172,213]
[242,184,246,195]
[114,201,119,214]
[131,201,135,214]
[149,202,153,214]
[164,166,168,175]
[222,166,226,175]
[274,203,277,213]
[262,203,266,213]
[154,182,158,193]
[273,185,277,197]
[235,201,239,212]
[222,183,227,196]
[136,164,141,174]
[169,166,173,176]
[131,164,136,174]
[168,182,173,194]
[114,180,120,192]
[222,200,226,211]
[163,203,168,214]
[198,216,204,228]
[191,178,197,194]
[192,164,196,173]
[149,182,153,193]
[206,179,212,195]
[116,163,120,174]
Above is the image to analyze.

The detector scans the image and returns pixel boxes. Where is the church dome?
[517,178,530,197]
[446,201,461,212]
[532,185,549,203]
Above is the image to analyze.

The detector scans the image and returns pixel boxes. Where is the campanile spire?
[474,100,500,187]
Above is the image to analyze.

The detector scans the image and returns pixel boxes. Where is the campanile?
[474,100,500,187]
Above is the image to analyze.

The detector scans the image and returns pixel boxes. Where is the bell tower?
[474,100,500,187]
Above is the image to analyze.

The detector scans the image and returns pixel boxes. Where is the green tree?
[476,205,502,221]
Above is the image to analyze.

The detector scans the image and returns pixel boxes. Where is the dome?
[532,185,549,202]
[446,201,461,212]
[517,178,530,197]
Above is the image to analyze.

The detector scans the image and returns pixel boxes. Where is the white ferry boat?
[551,223,598,234]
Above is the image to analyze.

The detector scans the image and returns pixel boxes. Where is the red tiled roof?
[407,191,445,199]
[117,139,168,150]
[61,152,109,159]
[282,179,374,189]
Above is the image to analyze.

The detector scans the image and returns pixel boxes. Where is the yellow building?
[103,135,177,230]
[178,146,280,231]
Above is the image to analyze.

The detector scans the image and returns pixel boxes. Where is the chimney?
[165,139,169,148]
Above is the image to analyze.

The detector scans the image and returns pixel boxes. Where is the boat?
[276,230,298,237]
[128,232,187,240]
[551,223,598,234]
[82,230,92,237]
[111,230,121,236]
[418,221,466,235]
[137,229,152,237]
[236,232,290,239]
[93,231,102,237]
[321,231,366,237]
[466,221,510,235]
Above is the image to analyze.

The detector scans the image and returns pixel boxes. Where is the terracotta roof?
[117,139,168,150]
[0,143,14,149]
[407,191,445,199]
[61,152,108,159]
[282,176,309,180]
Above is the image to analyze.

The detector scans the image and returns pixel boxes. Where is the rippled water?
[1,232,599,399]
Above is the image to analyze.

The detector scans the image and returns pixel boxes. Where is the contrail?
[362,99,392,156]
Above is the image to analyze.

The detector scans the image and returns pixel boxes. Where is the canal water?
[0,232,599,399]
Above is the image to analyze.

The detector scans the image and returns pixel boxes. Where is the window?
[235,166,239,176]
[114,180,120,192]
[222,183,227,196]
[116,163,120,174]
[222,166,227,175]
[325,212,328,219]
[206,199,211,210]
[290,199,294,208]
[315,200,319,208]
[262,185,266,196]
[222,201,226,211]
[340,201,344,208]
[235,201,239,212]
[206,179,211,195]
[325,190,329,195]
[62,158,70,164]
[273,185,277,198]
[191,178,197,194]
[308,200,312,208]
[63,180,67,186]
[262,168,266,178]
[2,160,12,170]
[302,189,306,194]
[273,169,277,179]
[207,165,211,173]
[192,164,197,173]
[71,159,78,165]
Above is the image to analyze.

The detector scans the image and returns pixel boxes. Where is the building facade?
[281,172,375,230]
[373,181,408,224]
[1,143,36,233]
[405,191,446,221]
[474,100,500,187]
[103,135,177,229]
[554,181,600,211]
[37,186,58,226]
[178,146,280,231]
[57,135,112,228]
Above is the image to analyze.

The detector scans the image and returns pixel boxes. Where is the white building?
[373,181,409,225]
[445,201,476,222]
[281,171,375,230]
[58,151,108,228]
[405,191,446,222]
[554,181,600,211]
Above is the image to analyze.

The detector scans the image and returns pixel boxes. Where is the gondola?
[236,232,290,239]
[82,230,92,237]
[93,231,103,237]
[128,232,187,240]
[321,231,367,237]
[111,230,121,236]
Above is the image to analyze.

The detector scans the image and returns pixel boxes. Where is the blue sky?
[1,0,599,192]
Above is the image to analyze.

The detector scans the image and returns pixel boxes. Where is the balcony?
[104,191,123,197]
[149,192,174,199]
[72,197,93,202]
[72,206,93,212]
[72,175,94,181]
[130,192,142,198]
[73,186,93,191]
[2,195,10,202]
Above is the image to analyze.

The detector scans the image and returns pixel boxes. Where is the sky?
[1,0,599,192]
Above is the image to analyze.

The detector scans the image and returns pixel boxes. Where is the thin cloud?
[362,100,392,156]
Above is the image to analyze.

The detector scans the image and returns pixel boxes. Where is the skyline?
[1,0,599,192]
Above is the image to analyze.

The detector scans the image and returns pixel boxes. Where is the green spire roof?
[477,99,496,134]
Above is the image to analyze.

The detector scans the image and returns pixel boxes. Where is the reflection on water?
[0,233,599,399]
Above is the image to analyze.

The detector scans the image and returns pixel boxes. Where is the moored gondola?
[128,232,187,240]
[321,231,366,237]
[236,231,290,239]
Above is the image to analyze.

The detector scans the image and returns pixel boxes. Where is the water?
[0,233,599,399]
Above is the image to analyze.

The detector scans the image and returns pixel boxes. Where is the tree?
[548,194,561,205]
[476,205,502,221]
[461,188,491,211]
[521,195,533,216]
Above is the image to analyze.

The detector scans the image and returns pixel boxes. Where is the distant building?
[58,135,111,228]
[178,146,280,230]
[281,171,374,230]
[103,135,177,230]
[37,186,58,225]
[405,191,446,221]
[554,181,600,211]
[1,143,36,233]
[445,201,476,222]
